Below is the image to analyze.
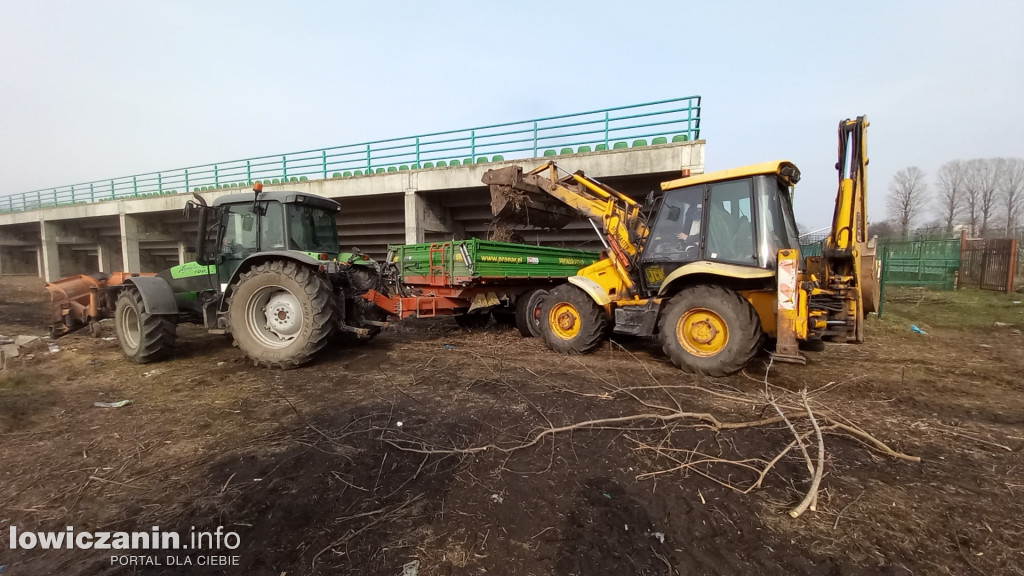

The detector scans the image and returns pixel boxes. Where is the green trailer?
[367,239,601,335]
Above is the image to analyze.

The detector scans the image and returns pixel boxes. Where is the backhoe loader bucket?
[482,166,576,229]
[45,271,151,338]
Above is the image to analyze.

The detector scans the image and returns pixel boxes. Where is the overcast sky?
[1,1,1022,229]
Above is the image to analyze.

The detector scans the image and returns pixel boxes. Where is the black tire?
[514,288,549,338]
[454,312,490,330]
[114,288,176,364]
[227,260,335,369]
[658,285,761,377]
[538,284,609,353]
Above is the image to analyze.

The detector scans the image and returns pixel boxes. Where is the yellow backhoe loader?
[482,116,878,376]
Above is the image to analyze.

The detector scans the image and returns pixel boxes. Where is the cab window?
[705,179,755,266]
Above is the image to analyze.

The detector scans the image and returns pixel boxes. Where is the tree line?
[885,158,1024,238]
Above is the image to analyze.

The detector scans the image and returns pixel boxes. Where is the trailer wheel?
[115,288,176,364]
[454,313,490,330]
[539,284,608,353]
[227,260,336,369]
[658,285,761,376]
[514,288,548,338]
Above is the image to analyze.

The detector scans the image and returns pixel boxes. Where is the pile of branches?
[383,356,919,519]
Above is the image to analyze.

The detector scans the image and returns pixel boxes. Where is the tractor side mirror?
[241,214,255,233]
[194,207,211,265]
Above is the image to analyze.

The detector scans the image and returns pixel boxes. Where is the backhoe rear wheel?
[227,260,335,369]
[658,285,761,377]
[115,288,176,364]
[538,284,609,353]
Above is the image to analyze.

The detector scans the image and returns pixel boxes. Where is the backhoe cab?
[483,117,874,376]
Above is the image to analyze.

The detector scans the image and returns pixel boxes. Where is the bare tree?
[999,158,1024,234]
[935,160,966,233]
[886,167,928,238]
[963,159,1000,237]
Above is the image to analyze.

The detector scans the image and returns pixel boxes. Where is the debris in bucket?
[910,325,928,335]
[94,400,132,408]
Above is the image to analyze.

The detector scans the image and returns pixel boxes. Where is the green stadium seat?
[333,172,342,178]
[491,155,504,162]
[194,187,201,192]
[576,145,591,153]
[672,134,689,142]
[475,157,487,164]
[543,149,557,157]
[387,166,398,172]
[449,159,460,166]
[595,144,608,151]
[299,176,308,181]
[463,158,473,165]
[613,142,628,149]
[410,164,420,169]
[652,137,668,145]
[560,147,574,155]
[632,139,648,147]
[399,165,409,171]
[272,179,280,184]
[422,162,434,169]
[353,170,362,176]
[342,171,352,177]
[290,177,299,182]
[375,168,385,174]
[436,161,447,167]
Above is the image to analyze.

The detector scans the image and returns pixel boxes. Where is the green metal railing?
[1,96,701,213]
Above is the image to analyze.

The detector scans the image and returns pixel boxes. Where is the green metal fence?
[1,96,702,213]
[877,238,961,316]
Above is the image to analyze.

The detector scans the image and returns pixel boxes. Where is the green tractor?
[53,185,389,368]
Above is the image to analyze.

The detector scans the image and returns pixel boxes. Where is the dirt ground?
[1,275,1023,575]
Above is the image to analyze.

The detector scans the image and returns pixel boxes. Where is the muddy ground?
[1,275,1023,575]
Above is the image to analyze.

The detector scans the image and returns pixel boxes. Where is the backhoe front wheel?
[228,261,336,369]
[539,284,609,353]
[115,288,176,364]
[658,285,761,377]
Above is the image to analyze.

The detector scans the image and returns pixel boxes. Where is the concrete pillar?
[36,247,43,278]
[119,213,142,273]
[404,191,425,244]
[178,241,189,265]
[405,191,459,244]
[97,242,114,273]
[39,221,61,282]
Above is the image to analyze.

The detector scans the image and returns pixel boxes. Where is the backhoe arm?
[482,161,649,292]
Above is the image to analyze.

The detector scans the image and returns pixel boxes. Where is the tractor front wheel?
[114,288,176,364]
[538,284,609,353]
[658,285,761,376]
[227,260,336,369]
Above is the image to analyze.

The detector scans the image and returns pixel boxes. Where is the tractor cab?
[639,161,801,294]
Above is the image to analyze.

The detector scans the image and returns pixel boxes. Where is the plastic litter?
[402,560,420,576]
[442,344,456,349]
[94,400,132,408]
[646,531,665,544]
[910,325,928,335]
[48,343,60,353]
[490,493,503,504]
[994,322,1012,327]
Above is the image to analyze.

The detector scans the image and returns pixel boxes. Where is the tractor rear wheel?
[114,288,176,364]
[538,284,608,353]
[514,288,548,338]
[227,260,336,369]
[658,285,761,376]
